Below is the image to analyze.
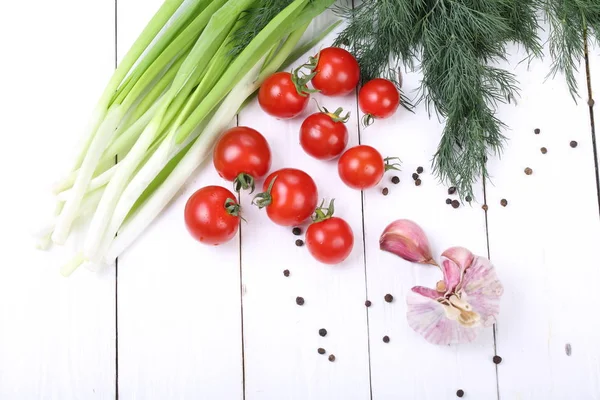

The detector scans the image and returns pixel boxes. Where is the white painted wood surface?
[1,1,600,400]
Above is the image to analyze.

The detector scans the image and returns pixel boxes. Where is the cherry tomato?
[358,78,400,121]
[258,72,310,119]
[255,168,318,226]
[311,47,360,96]
[213,126,272,192]
[300,110,349,160]
[306,216,354,264]
[184,186,240,246]
[338,145,386,190]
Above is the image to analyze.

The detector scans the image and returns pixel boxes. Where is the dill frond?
[228,0,296,58]
[334,0,545,199]
[544,0,600,101]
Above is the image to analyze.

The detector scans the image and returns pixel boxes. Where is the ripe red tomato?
[213,126,272,192]
[300,111,349,160]
[184,186,240,245]
[255,168,318,226]
[338,145,386,190]
[306,217,354,264]
[311,47,360,96]
[258,72,310,119]
[358,78,400,121]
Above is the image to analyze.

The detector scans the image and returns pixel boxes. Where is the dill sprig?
[228,0,296,58]
[544,0,600,101]
[335,0,542,199]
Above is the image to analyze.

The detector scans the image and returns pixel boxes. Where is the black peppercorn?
[296,296,305,306]
[295,239,304,247]
[540,147,547,154]
[456,389,464,398]
[534,128,540,134]
[500,199,508,207]
[328,354,336,362]
[383,336,390,343]
[391,176,400,184]
[384,294,393,303]
[524,167,533,175]
[364,300,372,307]
[412,173,419,180]
[448,187,457,195]
[318,348,326,355]
[292,227,302,236]
[415,179,422,186]
[482,204,489,211]
[283,269,290,277]
[319,328,327,337]
[446,198,452,205]
[382,187,389,196]
[451,200,460,209]
[465,195,472,202]
[493,355,502,364]
[570,140,578,148]
[416,166,424,174]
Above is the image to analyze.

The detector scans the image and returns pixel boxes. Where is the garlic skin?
[379,219,437,265]
[407,249,503,345]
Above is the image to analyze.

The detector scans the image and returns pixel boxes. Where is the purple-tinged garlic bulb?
[407,248,503,345]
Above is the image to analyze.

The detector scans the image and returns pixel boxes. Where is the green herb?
[544,0,600,100]
[334,0,598,199]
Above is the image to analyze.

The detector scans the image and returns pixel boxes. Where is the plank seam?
[483,165,500,400]
[236,113,247,400]
[352,0,374,393]
[583,28,600,217]
[114,1,119,399]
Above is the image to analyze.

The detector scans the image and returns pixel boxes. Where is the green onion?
[43,0,337,275]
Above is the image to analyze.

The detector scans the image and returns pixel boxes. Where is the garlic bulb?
[407,248,503,345]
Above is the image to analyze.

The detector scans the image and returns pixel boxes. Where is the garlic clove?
[459,256,504,327]
[412,286,442,300]
[406,293,480,345]
[442,246,474,273]
[441,258,461,294]
[379,219,436,265]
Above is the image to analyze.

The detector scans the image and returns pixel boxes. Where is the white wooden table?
[2,1,600,399]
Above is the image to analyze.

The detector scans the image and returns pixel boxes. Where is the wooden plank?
[0,1,116,399]
[115,1,244,399]
[488,38,600,398]
[360,69,496,398]
[237,13,372,400]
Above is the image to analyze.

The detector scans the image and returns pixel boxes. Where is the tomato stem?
[313,99,350,123]
[312,198,335,223]
[291,53,320,97]
[233,172,256,194]
[252,175,277,209]
[224,198,242,217]
[384,157,402,172]
[362,114,375,127]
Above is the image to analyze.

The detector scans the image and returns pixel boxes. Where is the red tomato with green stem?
[338,145,401,190]
[310,47,360,96]
[184,186,241,246]
[258,70,312,119]
[213,126,272,193]
[306,199,354,265]
[358,78,400,125]
[300,104,349,160]
[253,168,318,226]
